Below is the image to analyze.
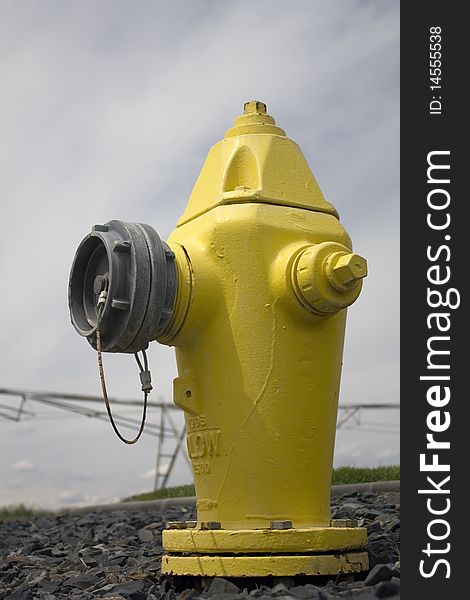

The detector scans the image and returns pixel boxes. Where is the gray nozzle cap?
[68,220,177,353]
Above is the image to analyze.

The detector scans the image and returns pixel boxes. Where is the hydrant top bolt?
[244,100,267,115]
[224,100,285,138]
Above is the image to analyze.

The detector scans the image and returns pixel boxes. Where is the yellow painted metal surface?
[177,100,338,226]
[163,526,367,554]
[161,552,369,577]
[158,102,368,575]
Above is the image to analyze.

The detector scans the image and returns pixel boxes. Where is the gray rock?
[62,573,101,589]
[363,510,382,520]
[345,591,377,600]
[366,521,383,534]
[4,585,33,600]
[271,583,292,594]
[38,580,59,593]
[375,578,400,598]
[138,528,154,543]
[111,579,147,600]
[207,577,240,595]
[289,586,316,599]
[364,563,400,586]
[177,590,200,600]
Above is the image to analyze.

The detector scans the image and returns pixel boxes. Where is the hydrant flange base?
[162,526,368,577]
[163,526,367,554]
[161,551,369,577]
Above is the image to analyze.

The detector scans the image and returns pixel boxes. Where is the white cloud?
[140,467,156,480]
[59,490,104,506]
[377,448,401,462]
[59,490,77,501]
[334,443,363,466]
[12,459,34,471]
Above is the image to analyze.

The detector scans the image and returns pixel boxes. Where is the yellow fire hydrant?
[69,101,368,577]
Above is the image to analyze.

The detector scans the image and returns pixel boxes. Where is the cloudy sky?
[0,1,399,509]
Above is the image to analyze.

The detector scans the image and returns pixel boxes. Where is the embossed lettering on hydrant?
[187,429,221,459]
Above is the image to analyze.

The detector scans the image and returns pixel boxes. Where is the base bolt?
[270,520,293,530]
[166,521,187,530]
[200,521,222,530]
[330,518,359,528]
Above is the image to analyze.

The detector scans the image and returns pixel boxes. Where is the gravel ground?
[0,491,400,600]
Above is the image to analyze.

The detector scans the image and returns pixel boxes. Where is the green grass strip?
[123,465,400,502]
[0,504,52,521]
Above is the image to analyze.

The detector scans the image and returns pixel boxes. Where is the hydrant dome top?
[177,101,339,226]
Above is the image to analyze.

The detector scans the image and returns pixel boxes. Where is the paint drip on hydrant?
[68,101,369,577]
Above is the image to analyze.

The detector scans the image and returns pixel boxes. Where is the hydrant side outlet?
[69,220,177,353]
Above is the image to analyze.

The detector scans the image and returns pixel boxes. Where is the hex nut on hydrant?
[68,101,369,578]
[327,252,368,291]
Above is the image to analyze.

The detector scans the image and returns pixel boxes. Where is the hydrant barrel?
[167,208,356,530]
[159,102,369,576]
